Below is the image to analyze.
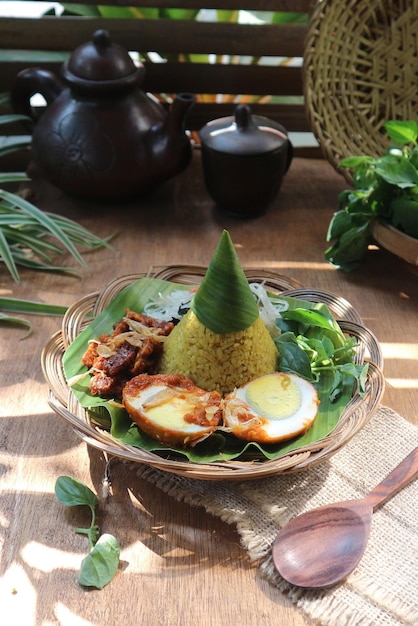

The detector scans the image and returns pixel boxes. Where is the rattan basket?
[304,0,418,179]
[41,266,385,480]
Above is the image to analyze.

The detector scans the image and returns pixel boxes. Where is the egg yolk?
[245,374,302,419]
[145,395,197,429]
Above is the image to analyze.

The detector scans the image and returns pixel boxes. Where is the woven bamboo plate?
[41,266,385,481]
[304,0,418,179]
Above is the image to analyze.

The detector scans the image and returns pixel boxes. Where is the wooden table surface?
[1,153,417,626]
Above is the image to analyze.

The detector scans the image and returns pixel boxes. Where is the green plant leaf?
[390,196,418,237]
[78,534,120,589]
[271,12,308,24]
[325,221,371,268]
[0,311,32,336]
[0,187,114,281]
[384,120,418,146]
[0,172,29,184]
[55,476,98,509]
[339,155,374,169]
[0,189,89,268]
[280,307,337,333]
[274,335,312,380]
[327,210,349,240]
[0,296,67,316]
[0,226,19,281]
[375,154,418,188]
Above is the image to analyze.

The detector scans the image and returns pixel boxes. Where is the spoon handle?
[366,446,418,511]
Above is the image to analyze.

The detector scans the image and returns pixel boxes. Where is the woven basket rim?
[371,222,418,265]
[304,0,418,178]
[41,266,385,480]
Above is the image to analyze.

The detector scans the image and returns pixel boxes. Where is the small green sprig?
[55,476,120,589]
[325,120,418,271]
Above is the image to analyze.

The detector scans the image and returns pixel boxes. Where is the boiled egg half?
[122,373,223,447]
[223,372,319,444]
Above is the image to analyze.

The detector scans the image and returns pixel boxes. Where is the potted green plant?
[325,120,418,271]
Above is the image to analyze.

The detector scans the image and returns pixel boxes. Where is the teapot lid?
[61,29,143,91]
[199,104,289,155]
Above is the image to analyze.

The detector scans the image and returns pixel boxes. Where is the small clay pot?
[199,104,293,218]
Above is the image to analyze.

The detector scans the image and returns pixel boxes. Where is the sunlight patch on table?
[386,379,418,389]
[0,563,36,623]
[21,541,83,572]
[380,343,418,359]
[54,603,94,626]
[0,380,50,416]
[242,260,334,271]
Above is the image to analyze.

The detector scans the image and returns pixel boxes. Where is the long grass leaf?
[0,189,89,268]
[0,173,29,184]
[0,226,63,259]
[0,312,32,337]
[0,115,30,126]
[0,228,19,281]
[49,214,115,248]
[0,297,67,316]
[7,253,81,276]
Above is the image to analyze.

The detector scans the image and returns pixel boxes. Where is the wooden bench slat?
[145,63,303,96]
[0,17,307,58]
[0,59,303,98]
[12,0,311,12]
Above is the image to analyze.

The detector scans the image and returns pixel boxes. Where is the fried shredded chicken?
[81,309,174,398]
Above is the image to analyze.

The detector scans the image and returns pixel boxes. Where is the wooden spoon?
[272,446,418,588]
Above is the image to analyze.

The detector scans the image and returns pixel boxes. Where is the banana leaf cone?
[191,229,259,333]
[159,230,278,394]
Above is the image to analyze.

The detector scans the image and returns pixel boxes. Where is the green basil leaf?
[326,210,354,240]
[281,308,337,332]
[375,154,418,188]
[325,222,371,266]
[384,120,418,146]
[277,342,313,380]
[55,476,98,509]
[390,196,418,237]
[303,336,333,363]
[339,155,374,169]
[78,534,120,589]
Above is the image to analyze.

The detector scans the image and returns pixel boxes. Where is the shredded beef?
[81,309,174,399]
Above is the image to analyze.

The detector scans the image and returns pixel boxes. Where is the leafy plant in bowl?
[325,120,418,271]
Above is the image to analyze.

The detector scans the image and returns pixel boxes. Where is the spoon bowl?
[272,446,418,588]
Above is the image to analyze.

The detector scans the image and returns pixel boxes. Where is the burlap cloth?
[137,406,418,626]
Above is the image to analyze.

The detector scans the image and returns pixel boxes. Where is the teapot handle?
[285,138,293,173]
[11,68,63,127]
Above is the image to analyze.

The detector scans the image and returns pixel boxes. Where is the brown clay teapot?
[11,30,195,201]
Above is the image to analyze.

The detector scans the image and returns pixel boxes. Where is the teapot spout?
[155,92,195,180]
[166,92,195,133]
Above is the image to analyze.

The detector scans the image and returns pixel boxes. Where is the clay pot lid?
[61,29,143,90]
[199,104,289,155]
